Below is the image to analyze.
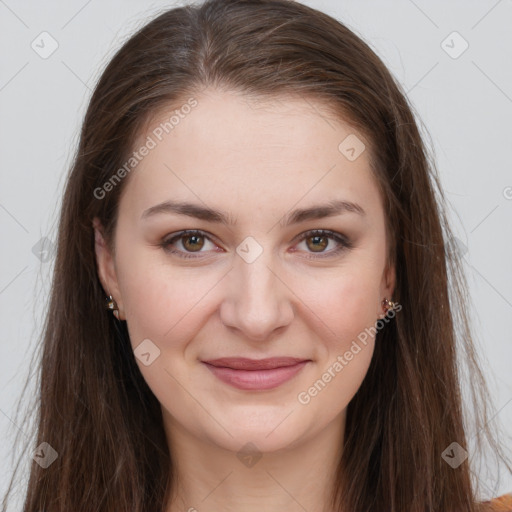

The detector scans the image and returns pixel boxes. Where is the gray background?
[1,0,511,508]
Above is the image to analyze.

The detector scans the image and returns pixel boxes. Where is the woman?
[2,0,511,510]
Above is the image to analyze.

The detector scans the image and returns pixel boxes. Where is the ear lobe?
[377,262,397,319]
[92,217,122,305]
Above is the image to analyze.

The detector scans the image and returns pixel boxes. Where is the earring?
[105,294,120,320]
[381,298,396,314]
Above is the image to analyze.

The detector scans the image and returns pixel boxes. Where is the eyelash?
[160,229,352,260]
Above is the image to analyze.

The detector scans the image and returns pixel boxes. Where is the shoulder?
[480,492,512,511]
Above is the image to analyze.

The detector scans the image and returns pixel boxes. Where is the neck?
[163,409,346,512]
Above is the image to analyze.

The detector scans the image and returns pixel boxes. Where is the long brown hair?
[2,0,510,510]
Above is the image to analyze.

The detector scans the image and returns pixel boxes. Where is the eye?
[160,229,352,259]
[160,230,219,259]
[292,229,352,259]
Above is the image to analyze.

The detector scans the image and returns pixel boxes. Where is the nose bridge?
[222,239,293,339]
[238,248,276,301]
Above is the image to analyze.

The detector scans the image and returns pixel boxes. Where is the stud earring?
[105,294,120,320]
[381,298,396,314]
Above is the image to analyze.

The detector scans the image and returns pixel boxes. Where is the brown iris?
[182,234,205,252]
[306,234,328,252]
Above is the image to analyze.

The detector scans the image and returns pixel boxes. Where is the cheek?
[113,237,199,346]
[322,283,378,382]
[114,254,213,415]
[118,263,214,347]
[300,260,381,392]
[306,264,382,344]
[296,274,378,418]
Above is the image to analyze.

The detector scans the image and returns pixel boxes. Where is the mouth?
[201,357,311,391]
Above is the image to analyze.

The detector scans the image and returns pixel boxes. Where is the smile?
[201,359,310,390]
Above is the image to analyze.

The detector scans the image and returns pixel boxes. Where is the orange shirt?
[481,492,512,511]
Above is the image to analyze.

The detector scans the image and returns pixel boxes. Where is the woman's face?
[94,88,395,454]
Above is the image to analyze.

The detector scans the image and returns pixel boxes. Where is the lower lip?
[202,361,309,390]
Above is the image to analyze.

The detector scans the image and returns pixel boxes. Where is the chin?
[209,427,302,455]
[201,409,313,454]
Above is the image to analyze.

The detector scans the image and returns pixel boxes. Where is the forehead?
[120,88,382,223]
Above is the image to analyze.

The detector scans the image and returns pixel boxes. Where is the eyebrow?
[140,199,366,226]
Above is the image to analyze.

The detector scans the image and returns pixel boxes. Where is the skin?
[94,87,395,512]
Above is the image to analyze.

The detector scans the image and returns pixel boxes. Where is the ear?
[92,217,125,320]
[379,260,396,317]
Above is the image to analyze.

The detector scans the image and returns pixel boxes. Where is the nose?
[219,248,294,342]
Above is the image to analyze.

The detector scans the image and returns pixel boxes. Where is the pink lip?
[201,357,310,390]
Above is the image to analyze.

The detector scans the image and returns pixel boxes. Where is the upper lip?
[202,357,309,370]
